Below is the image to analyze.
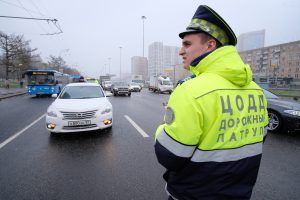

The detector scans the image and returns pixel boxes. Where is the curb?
[0,92,27,100]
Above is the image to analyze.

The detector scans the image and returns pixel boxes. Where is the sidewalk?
[0,87,27,100]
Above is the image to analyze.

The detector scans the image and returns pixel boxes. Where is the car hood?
[53,98,111,112]
[268,98,300,110]
[115,86,129,88]
[130,85,140,88]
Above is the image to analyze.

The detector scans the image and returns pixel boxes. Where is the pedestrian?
[154,5,269,200]
[20,79,24,88]
[5,79,10,89]
[79,76,85,82]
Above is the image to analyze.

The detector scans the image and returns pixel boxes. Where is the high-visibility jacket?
[154,46,269,200]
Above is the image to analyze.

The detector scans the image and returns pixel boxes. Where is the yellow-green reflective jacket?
[154,46,269,200]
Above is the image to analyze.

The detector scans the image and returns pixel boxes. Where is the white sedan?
[129,82,142,92]
[46,83,113,134]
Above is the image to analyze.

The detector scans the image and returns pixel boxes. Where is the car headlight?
[47,110,58,117]
[101,108,112,114]
[283,110,300,117]
[114,88,118,91]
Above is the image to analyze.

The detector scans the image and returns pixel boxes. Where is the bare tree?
[63,67,80,75]
[0,32,37,80]
[47,55,66,72]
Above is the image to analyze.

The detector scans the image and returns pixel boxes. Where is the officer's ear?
[207,39,218,51]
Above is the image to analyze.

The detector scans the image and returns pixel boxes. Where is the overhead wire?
[20,0,63,35]
[0,0,62,35]
[38,0,65,51]
[29,0,45,17]
[0,0,48,17]
[28,0,63,35]
[16,0,50,34]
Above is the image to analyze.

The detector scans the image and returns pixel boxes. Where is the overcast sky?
[1,0,300,78]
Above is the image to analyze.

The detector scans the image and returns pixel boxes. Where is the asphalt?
[0,87,27,100]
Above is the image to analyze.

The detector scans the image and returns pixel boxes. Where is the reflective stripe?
[165,184,179,200]
[191,142,262,162]
[156,129,196,158]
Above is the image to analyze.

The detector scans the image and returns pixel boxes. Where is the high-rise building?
[163,46,181,68]
[237,29,265,52]
[148,42,182,79]
[148,42,163,77]
[131,56,148,80]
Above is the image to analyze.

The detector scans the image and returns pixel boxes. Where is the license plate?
[68,120,91,126]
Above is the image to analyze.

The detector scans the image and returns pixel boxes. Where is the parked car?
[263,89,300,133]
[129,82,141,92]
[111,81,131,96]
[46,83,113,134]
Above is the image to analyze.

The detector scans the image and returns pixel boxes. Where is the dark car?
[110,81,131,96]
[263,89,300,133]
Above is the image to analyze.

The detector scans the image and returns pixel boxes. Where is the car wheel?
[268,110,283,133]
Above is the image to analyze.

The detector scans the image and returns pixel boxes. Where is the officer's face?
[179,33,214,69]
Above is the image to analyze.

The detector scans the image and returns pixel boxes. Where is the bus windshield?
[27,74,55,85]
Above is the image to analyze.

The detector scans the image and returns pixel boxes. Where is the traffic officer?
[154,5,269,200]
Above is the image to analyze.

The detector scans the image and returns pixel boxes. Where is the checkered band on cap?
[187,18,229,45]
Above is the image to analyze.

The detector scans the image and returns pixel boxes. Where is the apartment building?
[239,40,300,86]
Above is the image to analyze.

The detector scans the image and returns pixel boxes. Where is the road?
[0,90,299,200]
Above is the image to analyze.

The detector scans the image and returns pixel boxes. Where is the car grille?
[61,110,97,119]
[118,88,128,92]
[63,124,97,130]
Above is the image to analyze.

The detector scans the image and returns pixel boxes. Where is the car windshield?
[86,79,98,83]
[113,82,127,86]
[59,86,104,99]
[162,81,172,85]
[263,89,279,99]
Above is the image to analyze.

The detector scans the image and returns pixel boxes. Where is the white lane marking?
[124,115,149,138]
[0,113,46,150]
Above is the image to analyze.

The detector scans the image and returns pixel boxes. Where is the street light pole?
[173,65,176,84]
[119,46,122,79]
[103,64,105,75]
[141,16,146,57]
[108,57,111,75]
